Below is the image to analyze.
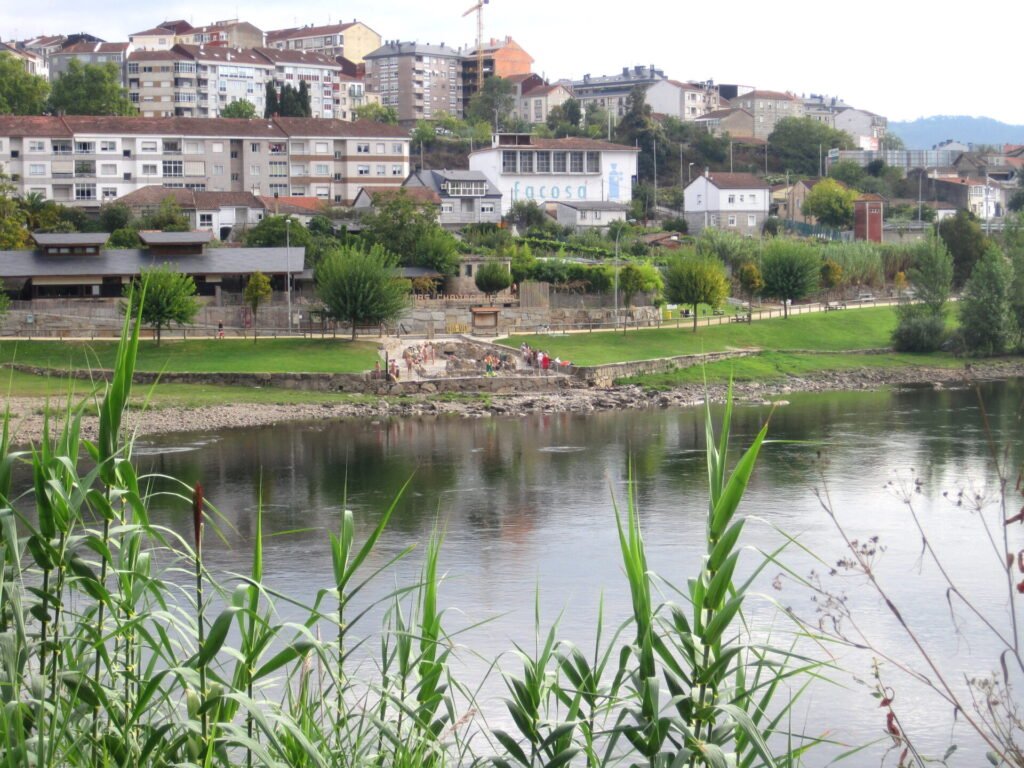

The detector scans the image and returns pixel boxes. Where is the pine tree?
[264,82,279,118]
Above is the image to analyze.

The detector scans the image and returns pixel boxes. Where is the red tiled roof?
[175,44,271,66]
[0,116,73,137]
[665,79,704,91]
[128,48,191,61]
[266,22,356,43]
[704,172,768,190]
[58,42,130,54]
[366,187,441,205]
[117,186,194,207]
[257,195,327,214]
[697,108,751,120]
[130,26,176,37]
[253,47,339,67]
[273,116,407,138]
[743,90,800,101]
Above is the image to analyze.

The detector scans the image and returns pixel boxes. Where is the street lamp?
[613,218,637,332]
[285,218,292,333]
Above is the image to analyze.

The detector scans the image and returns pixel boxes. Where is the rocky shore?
[5,359,1022,446]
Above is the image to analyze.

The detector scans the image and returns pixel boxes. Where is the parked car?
[856,292,875,302]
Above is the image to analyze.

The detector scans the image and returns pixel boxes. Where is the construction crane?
[462,0,489,100]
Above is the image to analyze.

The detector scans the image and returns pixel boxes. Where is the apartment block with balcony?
[834,108,888,151]
[265,21,381,64]
[0,115,410,208]
[254,48,344,120]
[732,90,805,139]
[571,65,667,120]
[364,41,463,124]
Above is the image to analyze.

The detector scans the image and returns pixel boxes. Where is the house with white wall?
[683,172,769,235]
[469,133,638,215]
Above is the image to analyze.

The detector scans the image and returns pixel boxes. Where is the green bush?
[890,305,946,352]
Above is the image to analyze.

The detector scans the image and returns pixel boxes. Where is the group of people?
[519,342,569,374]
[402,343,435,374]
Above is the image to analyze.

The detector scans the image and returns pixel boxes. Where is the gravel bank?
[5,360,1022,445]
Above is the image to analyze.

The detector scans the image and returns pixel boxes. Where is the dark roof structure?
[0,248,305,279]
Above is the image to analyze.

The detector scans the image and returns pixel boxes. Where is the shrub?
[891,305,947,352]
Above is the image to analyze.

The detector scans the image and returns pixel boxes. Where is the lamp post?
[687,162,695,184]
[613,218,637,332]
[285,218,292,333]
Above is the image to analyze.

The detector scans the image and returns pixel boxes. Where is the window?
[357,164,370,176]
[212,142,224,153]
[75,183,96,200]
[356,142,370,153]
[74,141,95,154]
[314,163,329,176]
[749,194,756,204]
[441,202,453,214]
[100,141,116,152]
[291,186,306,196]
[502,151,517,173]
[28,140,46,152]
[536,151,551,173]
[392,164,403,176]
[570,152,584,172]
[553,152,567,173]
[29,164,46,176]
[141,163,158,176]
[480,203,495,213]
[727,215,737,227]
[250,142,261,152]
[376,143,385,154]
[519,152,534,173]
[315,141,329,154]
[184,161,205,176]
[291,141,306,154]
[213,164,224,176]
[269,162,287,177]
[140,141,158,152]
[100,163,117,176]
[586,152,601,173]
[102,187,117,200]
[392,143,403,154]
[74,160,95,176]
[269,183,287,195]
[728,194,735,204]
[376,164,385,175]
[185,141,201,154]
[290,164,307,176]
[747,214,757,227]
[315,185,330,198]
[162,160,183,177]
[250,165,261,176]
[199,213,213,227]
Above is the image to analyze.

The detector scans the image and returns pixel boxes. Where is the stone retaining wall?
[571,350,761,387]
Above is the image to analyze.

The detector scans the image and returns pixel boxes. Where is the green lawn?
[0,369,375,409]
[502,307,902,366]
[619,351,964,390]
[0,338,382,374]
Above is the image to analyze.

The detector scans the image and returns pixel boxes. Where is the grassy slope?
[502,307,901,366]
[0,338,381,374]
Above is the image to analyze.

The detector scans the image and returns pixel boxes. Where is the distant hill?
[889,116,1024,150]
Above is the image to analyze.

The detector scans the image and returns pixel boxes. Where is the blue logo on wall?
[608,163,622,200]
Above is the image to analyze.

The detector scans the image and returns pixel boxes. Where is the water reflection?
[133,378,1022,762]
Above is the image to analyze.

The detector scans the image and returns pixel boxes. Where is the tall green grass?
[0,284,829,766]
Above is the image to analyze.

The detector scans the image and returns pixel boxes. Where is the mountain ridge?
[888,115,1024,150]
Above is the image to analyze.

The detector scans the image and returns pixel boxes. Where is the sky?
[4,0,1024,125]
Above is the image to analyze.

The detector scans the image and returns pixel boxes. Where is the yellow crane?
[462,0,489,100]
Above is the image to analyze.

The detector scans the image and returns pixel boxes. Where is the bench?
[824,302,847,312]
[731,314,751,323]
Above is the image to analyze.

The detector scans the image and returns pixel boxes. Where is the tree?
[820,258,844,301]
[474,260,512,304]
[1001,213,1024,347]
[801,178,858,229]
[617,262,663,308]
[244,271,273,343]
[139,196,190,232]
[664,254,730,331]
[123,264,199,344]
[0,291,8,323]
[466,76,516,127]
[767,117,853,176]
[958,245,1017,356]
[360,191,458,274]
[264,82,279,118]
[354,103,399,124]
[737,261,764,307]
[0,172,30,249]
[107,227,142,249]
[909,235,954,317]
[938,209,987,288]
[244,214,313,250]
[760,240,821,317]
[48,60,134,115]
[315,244,409,340]
[18,191,62,231]
[297,81,312,117]
[0,53,50,115]
[98,202,133,232]
[827,159,867,189]
[221,99,257,119]
[506,200,548,231]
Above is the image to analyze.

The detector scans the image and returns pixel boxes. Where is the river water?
[135,378,1023,764]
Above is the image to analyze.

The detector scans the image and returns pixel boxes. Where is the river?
[135,378,1024,764]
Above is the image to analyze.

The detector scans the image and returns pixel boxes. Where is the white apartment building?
[0,115,410,208]
[645,80,720,121]
[683,172,769,236]
[257,48,344,120]
[469,133,639,214]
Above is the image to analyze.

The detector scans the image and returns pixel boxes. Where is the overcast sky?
[5,0,1023,125]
